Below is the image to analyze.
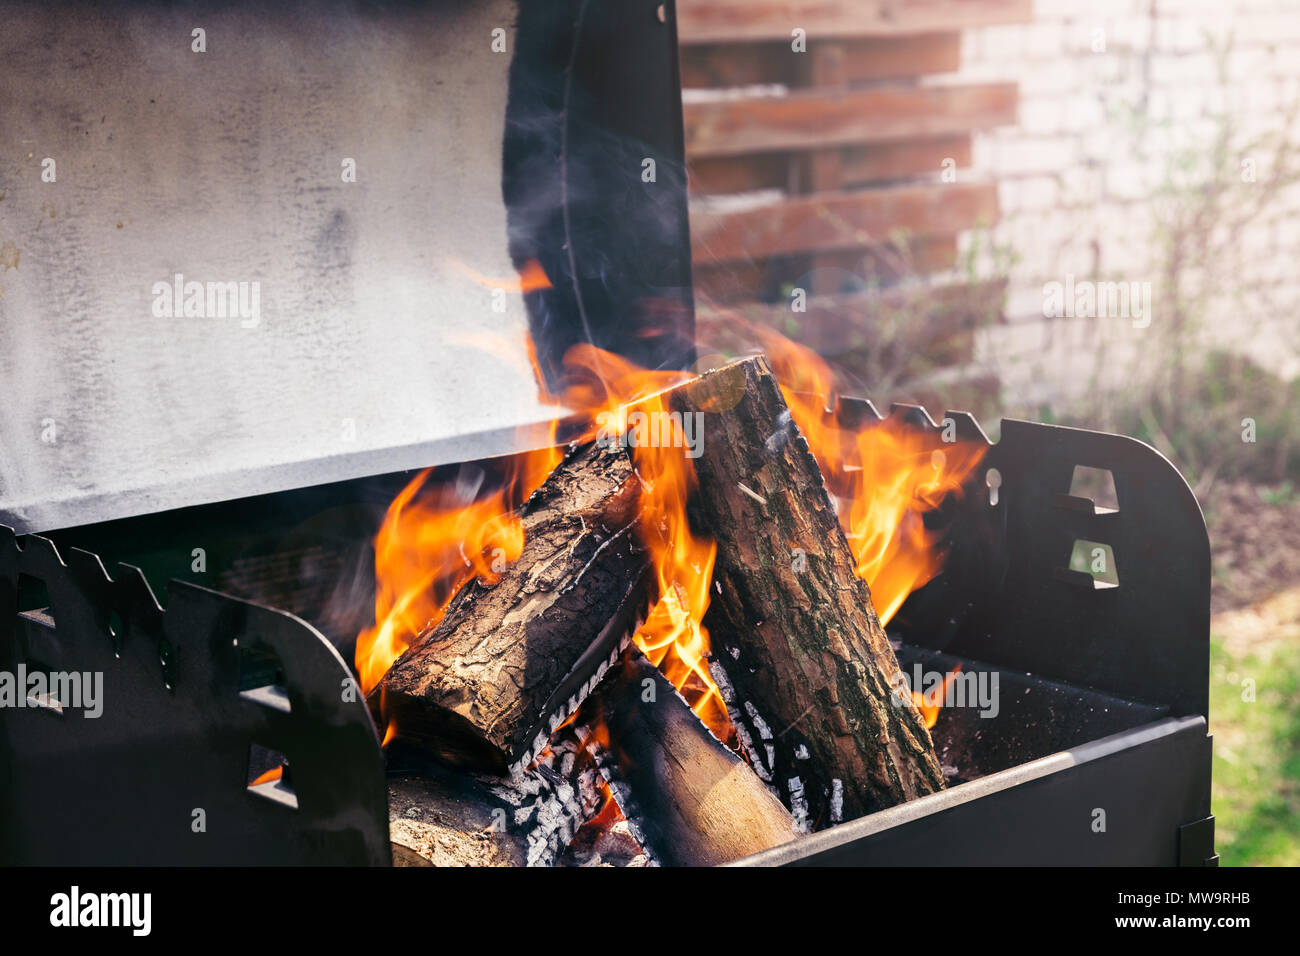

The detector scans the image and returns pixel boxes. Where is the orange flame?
[381,718,399,748]
[250,765,283,787]
[558,345,730,733]
[751,327,986,627]
[354,446,562,696]
[450,257,554,294]
[356,256,729,738]
[359,258,982,750]
[913,664,963,730]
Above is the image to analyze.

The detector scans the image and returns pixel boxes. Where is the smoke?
[502,0,696,397]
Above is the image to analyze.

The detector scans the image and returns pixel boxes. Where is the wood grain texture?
[379,442,646,774]
[597,652,796,866]
[690,182,998,263]
[677,0,1033,44]
[684,83,1017,158]
[667,356,946,821]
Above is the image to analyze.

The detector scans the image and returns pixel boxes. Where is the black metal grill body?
[736,405,1214,866]
[0,0,1213,866]
[1,408,1215,866]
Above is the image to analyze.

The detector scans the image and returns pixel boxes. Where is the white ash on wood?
[389,719,636,867]
[589,651,797,866]
[560,817,653,868]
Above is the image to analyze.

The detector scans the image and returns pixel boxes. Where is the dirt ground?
[1206,481,1300,614]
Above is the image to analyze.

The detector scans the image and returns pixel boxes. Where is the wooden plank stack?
[677,0,1031,410]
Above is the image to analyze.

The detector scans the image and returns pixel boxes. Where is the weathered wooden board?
[691,236,960,304]
[680,33,962,88]
[695,279,1008,357]
[690,183,998,263]
[840,135,973,187]
[677,0,1034,44]
[683,84,1017,158]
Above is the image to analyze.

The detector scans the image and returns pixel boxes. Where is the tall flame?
[914,664,963,731]
[355,303,731,736]
[359,259,984,745]
[355,445,562,696]
[749,325,986,627]
[555,345,730,732]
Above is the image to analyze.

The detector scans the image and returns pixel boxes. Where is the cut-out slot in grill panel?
[246,745,297,811]
[237,642,290,714]
[1062,465,1120,514]
[1060,539,1119,590]
[14,654,65,715]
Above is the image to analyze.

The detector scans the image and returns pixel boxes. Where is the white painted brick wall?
[947,0,1300,407]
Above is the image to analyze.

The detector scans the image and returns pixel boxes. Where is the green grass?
[1209,613,1300,865]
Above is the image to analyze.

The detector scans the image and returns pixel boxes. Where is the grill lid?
[0,0,693,534]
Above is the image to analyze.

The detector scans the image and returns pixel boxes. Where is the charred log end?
[376,691,511,776]
[600,652,797,866]
[388,771,525,867]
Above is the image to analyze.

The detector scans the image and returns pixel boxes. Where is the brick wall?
[937,0,1300,410]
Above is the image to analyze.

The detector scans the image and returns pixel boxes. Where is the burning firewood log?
[388,647,796,868]
[389,724,645,867]
[591,651,797,866]
[667,355,946,823]
[380,352,942,844]
[377,442,649,775]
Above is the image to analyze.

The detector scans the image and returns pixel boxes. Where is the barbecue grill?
[0,0,1213,866]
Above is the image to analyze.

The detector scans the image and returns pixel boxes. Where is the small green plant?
[1257,481,1296,507]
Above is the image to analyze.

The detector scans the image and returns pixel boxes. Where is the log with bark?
[590,650,797,866]
[389,723,646,867]
[666,355,945,824]
[388,640,794,866]
[377,441,649,775]
[379,353,943,847]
